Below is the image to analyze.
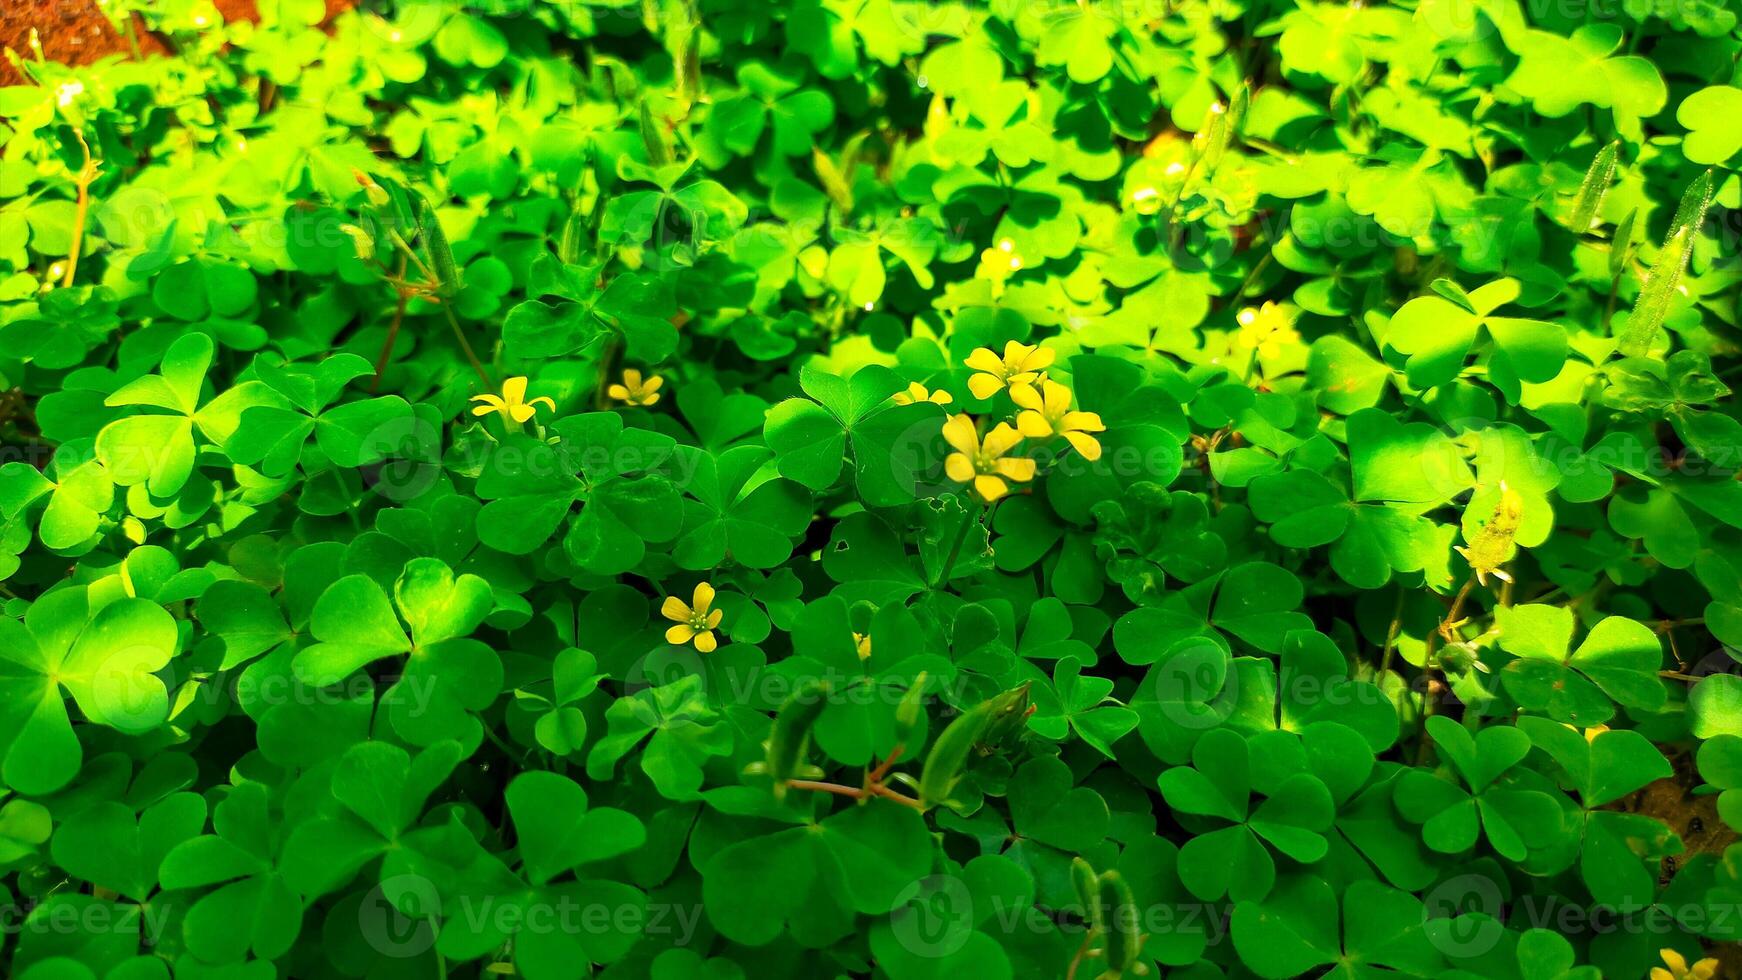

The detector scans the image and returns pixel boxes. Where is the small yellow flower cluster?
[976,238,1025,296]
[943,340,1106,503]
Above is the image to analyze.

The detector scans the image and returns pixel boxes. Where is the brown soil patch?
[1,0,355,85]
[1613,746,1741,976]
[0,0,163,85]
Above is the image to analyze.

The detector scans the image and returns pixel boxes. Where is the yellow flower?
[892,381,953,406]
[661,582,723,653]
[976,238,1025,293]
[607,369,664,407]
[1236,302,1300,361]
[965,341,1055,400]
[942,414,1035,503]
[853,632,872,660]
[1011,379,1106,461]
[470,376,555,425]
[1652,949,1719,980]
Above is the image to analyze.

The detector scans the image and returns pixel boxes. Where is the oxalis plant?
[2,0,1742,977]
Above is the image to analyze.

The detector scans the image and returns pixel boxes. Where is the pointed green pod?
[766,677,831,799]
[1569,140,1619,233]
[640,101,673,167]
[974,681,1034,751]
[1096,870,1144,977]
[918,702,991,809]
[1072,857,1103,934]
[893,671,928,747]
[1621,170,1712,358]
[1610,207,1637,281]
[412,191,461,297]
[918,683,1033,808]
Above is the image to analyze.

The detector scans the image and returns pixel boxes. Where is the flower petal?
[704,609,723,629]
[945,453,976,483]
[1009,382,1044,412]
[694,630,718,653]
[607,385,630,400]
[1063,410,1105,433]
[995,457,1036,482]
[967,373,1005,400]
[692,581,716,613]
[964,347,1005,374]
[501,376,528,404]
[1042,379,1071,414]
[1016,411,1053,439]
[981,422,1024,458]
[666,623,696,644]
[974,474,1008,502]
[941,415,980,456]
[661,596,691,621]
[1064,432,1103,461]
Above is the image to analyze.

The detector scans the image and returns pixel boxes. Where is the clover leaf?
[1158,728,1335,902]
[0,589,178,794]
[291,559,503,746]
[1496,605,1666,726]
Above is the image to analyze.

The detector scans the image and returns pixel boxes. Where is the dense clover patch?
[0,0,1740,978]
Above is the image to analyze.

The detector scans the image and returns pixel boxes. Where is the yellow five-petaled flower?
[608,369,664,407]
[1011,379,1106,461]
[662,582,723,653]
[943,414,1035,503]
[1652,948,1718,980]
[893,381,953,406]
[471,376,555,425]
[1236,301,1300,361]
[965,341,1055,400]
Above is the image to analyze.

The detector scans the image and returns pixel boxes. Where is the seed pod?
[974,681,1034,751]
[813,147,855,216]
[893,672,927,746]
[918,700,991,809]
[640,101,673,168]
[1609,208,1638,281]
[766,678,830,799]
[918,682,1033,808]
[1621,170,1713,358]
[1096,871,1143,977]
[1071,858,1102,934]
[1569,140,1619,233]
[414,192,462,297]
